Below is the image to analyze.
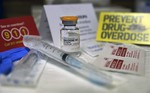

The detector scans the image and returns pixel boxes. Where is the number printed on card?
[1,26,29,41]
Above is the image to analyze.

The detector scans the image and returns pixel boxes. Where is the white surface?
[1,48,150,93]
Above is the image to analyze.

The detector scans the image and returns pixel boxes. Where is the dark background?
[0,0,136,18]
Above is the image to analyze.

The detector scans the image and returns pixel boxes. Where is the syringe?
[23,35,113,87]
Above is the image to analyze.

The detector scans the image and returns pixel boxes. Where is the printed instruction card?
[94,43,146,75]
[0,16,39,52]
[39,3,98,48]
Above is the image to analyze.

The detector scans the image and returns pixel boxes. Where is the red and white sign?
[0,16,39,52]
[93,43,146,75]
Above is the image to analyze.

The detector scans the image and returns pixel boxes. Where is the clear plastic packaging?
[0,50,47,87]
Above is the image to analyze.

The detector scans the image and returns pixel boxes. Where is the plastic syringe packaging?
[0,50,47,87]
[22,35,132,88]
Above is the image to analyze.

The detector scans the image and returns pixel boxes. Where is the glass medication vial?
[60,16,80,52]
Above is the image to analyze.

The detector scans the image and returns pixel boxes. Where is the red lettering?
[110,59,118,68]
[116,60,123,69]
[121,48,127,57]
[116,47,123,56]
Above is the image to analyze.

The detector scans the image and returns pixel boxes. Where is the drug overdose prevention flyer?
[96,12,150,45]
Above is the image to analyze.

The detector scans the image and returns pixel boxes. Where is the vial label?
[61,29,80,52]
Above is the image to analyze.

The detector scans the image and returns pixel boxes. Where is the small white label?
[82,41,106,57]
[61,30,80,52]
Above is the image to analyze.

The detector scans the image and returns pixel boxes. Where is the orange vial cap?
[61,16,78,21]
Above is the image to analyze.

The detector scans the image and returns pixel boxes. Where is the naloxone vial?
[60,16,80,52]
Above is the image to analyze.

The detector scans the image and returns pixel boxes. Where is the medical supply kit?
[0,10,149,90]
[0,34,147,88]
